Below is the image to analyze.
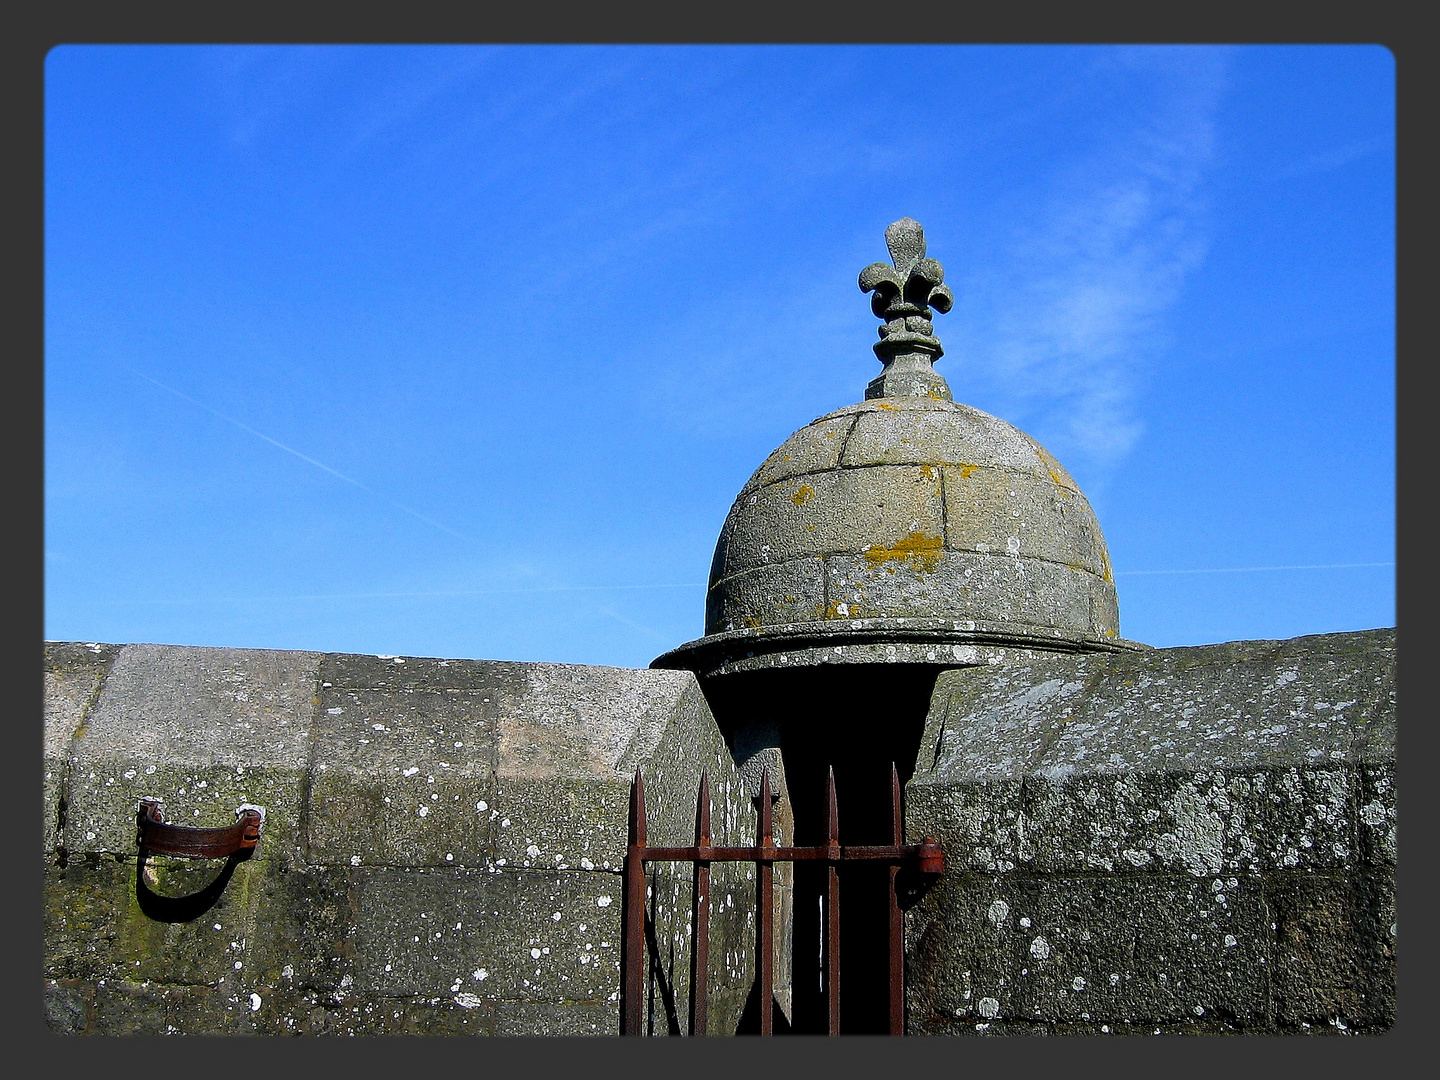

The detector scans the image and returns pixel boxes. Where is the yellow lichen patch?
[862,532,944,574]
[875,401,898,411]
[742,616,763,629]
[792,483,815,506]
[953,463,979,479]
[918,464,936,480]
[1027,438,1077,493]
[926,389,945,400]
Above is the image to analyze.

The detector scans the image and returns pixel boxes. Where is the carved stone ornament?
[858,217,955,400]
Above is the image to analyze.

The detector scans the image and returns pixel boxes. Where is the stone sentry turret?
[654,219,1146,1033]
[654,218,1144,683]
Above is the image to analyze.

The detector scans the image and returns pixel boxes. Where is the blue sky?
[44,45,1395,668]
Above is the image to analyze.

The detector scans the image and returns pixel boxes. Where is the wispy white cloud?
[950,48,1230,477]
[203,46,352,150]
[1269,136,1387,182]
[1118,561,1392,576]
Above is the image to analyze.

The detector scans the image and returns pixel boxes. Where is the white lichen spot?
[454,993,484,1009]
[1360,801,1387,826]
[350,855,361,866]
[530,948,542,960]
[526,844,542,858]
[978,997,1000,1019]
[1072,977,1086,991]
[473,969,489,981]
[476,801,488,812]
[987,900,1010,927]
[418,806,430,818]
[249,993,262,1012]
[596,896,612,908]
[402,767,419,777]
[1019,917,1031,929]
[1030,937,1050,961]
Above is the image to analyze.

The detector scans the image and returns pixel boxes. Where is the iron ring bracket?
[134,797,266,923]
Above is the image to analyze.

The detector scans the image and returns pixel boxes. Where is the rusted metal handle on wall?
[136,797,265,859]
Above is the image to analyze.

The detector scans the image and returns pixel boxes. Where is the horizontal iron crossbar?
[638,843,940,864]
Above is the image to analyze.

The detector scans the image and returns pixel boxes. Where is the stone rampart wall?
[904,629,1396,1034]
[44,643,756,1035]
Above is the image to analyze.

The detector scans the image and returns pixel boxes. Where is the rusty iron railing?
[621,764,943,1036]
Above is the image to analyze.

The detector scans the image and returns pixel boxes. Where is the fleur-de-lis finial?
[858,218,955,400]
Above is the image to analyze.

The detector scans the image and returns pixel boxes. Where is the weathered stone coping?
[654,615,1147,679]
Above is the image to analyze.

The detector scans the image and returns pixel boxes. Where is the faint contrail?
[104,583,708,605]
[126,367,475,543]
[1117,562,1393,576]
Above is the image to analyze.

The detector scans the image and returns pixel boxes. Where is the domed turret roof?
[653,219,1144,679]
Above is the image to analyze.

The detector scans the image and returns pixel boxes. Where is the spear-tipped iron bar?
[889,763,904,1036]
[757,768,774,1036]
[623,769,648,1036]
[826,767,841,1037]
[690,771,711,1036]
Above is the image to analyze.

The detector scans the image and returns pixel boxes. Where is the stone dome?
[652,218,1143,679]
